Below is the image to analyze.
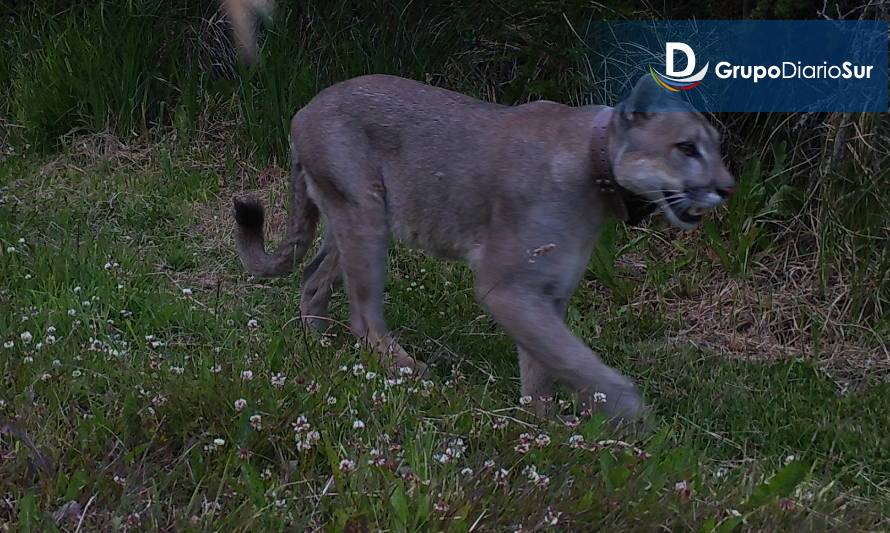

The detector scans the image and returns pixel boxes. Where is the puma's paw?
[589,373,646,421]
[300,314,331,333]
[389,356,429,379]
[381,342,430,379]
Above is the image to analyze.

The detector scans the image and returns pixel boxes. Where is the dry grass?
[623,229,888,387]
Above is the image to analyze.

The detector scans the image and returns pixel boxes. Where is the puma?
[233,74,734,420]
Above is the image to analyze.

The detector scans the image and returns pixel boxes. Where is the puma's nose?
[716,186,734,199]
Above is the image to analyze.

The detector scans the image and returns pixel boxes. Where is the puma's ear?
[620,74,686,122]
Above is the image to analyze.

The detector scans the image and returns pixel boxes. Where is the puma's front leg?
[479,286,644,420]
[519,347,555,417]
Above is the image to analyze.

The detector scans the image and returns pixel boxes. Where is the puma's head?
[607,75,734,229]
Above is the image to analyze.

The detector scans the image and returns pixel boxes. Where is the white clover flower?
[210,364,222,373]
[45,335,56,345]
[352,420,365,430]
[568,435,585,448]
[365,371,378,381]
[240,370,254,381]
[213,438,226,447]
[20,331,33,344]
[338,459,357,473]
[249,414,262,430]
[271,373,286,387]
[181,288,193,295]
[351,363,365,376]
[368,448,387,467]
[483,459,496,469]
[519,395,532,405]
[544,508,561,526]
[3,341,13,349]
[398,366,414,376]
[534,433,551,447]
[170,366,184,375]
[234,398,248,411]
[73,286,81,293]
[523,465,550,487]
[5,246,15,253]
[246,318,258,329]
[71,369,82,378]
[24,274,31,280]
[295,430,320,451]
[23,356,33,364]
[292,415,310,433]
[461,467,474,476]
[784,455,796,465]
[592,392,607,403]
[46,326,55,334]
[326,395,337,405]
[17,238,24,244]
[52,359,61,367]
[445,438,466,459]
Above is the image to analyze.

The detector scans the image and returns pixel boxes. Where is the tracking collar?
[590,107,657,226]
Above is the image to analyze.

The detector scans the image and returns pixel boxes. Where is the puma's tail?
[233,147,318,278]
[222,0,275,63]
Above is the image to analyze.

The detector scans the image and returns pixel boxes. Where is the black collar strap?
[590,107,658,226]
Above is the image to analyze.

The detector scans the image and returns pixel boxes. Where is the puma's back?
[292,75,612,259]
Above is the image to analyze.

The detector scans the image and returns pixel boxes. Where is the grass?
[1,144,888,531]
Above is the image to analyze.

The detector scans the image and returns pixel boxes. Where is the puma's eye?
[676,142,700,158]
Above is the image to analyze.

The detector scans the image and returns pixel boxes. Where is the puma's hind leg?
[329,215,427,376]
[300,226,341,332]
[303,150,427,376]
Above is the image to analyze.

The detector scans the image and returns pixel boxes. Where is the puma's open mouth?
[660,191,711,227]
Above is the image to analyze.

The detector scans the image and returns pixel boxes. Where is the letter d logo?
[666,42,697,78]
[649,41,709,92]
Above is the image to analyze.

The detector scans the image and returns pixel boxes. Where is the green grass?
[1,147,888,531]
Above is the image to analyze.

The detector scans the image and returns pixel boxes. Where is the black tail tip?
[233,197,264,231]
